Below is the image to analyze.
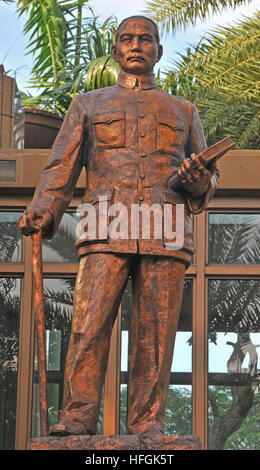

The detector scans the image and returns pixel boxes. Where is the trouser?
[60,252,186,435]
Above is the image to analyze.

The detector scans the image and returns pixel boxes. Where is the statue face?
[112,18,163,75]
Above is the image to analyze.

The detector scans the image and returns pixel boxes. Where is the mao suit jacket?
[31,71,219,266]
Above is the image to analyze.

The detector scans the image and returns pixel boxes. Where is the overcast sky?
[0,0,259,92]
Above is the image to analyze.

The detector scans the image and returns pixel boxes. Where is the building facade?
[0,68,259,450]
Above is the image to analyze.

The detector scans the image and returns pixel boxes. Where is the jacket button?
[140,173,145,179]
[139,113,145,118]
[106,117,111,123]
[140,152,146,158]
[139,195,144,201]
[139,130,146,137]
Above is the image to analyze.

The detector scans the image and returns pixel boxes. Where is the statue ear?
[112,44,118,62]
[157,44,163,63]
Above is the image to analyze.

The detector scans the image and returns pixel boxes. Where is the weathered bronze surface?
[18,16,219,446]
[28,434,201,450]
[31,230,49,437]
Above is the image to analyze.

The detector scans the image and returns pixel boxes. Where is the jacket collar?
[117,70,157,90]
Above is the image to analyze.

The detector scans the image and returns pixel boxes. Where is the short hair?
[115,16,160,44]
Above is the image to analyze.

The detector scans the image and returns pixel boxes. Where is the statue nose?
[131,38,141,51]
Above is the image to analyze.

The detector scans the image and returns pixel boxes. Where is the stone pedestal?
[28,434,201,451]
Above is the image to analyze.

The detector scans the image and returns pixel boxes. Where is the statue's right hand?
[18,209,53,237]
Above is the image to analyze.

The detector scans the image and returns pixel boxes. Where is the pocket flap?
[158,112,185,131]
[93,112,125,124]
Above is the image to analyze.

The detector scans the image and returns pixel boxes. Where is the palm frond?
[44,288,73,320]
[208,214,260,332]
[208,214,260,264]
[209,279,260,332]
[162,12,260,148]
[144,0,252,35]
[18,2,119,112]
[85,55,120,92]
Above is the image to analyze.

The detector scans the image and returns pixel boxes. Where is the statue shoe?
[49,419,93,436]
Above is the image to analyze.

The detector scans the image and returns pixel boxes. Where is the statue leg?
[50,252,131,436]
[127,255,186,436]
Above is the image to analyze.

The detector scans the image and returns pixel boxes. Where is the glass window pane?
[171,279,192,373]
[13,84,25,150]
[31,278,74,437]
[167,279,192,435]
[0,212,23,262]
[0,278,21,449]
[208,213,260,264]
[208,279,260,450]
[120,280,131,435]
[31,277,104,436]
[0,161,16,182]
[166,385,192,436]
[42,212,79,263]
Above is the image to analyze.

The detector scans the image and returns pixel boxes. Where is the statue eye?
[121,36,131,43]
[141,36,151,43]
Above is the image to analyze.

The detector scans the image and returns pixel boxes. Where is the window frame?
[1,194,260,449]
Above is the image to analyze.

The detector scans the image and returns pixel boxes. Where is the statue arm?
[184,105,219,215]
[22,95,87,238]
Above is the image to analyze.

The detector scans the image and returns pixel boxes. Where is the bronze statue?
[18,16,219,437]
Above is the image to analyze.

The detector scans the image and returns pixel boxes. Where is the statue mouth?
[127,56,145,62]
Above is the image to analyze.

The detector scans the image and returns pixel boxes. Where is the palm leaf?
[144,0,252,35]
[18,3,119,112]
[85,55,120,92]
[208,214,260,332]
[162,12,260,148]
[44,288,73,321]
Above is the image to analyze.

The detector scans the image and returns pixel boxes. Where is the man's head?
[112,16,163,75]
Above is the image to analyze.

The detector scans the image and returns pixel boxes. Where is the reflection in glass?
[0,212,23,262]
[171,279,192,373]
[31,277,104,436]
[0,278,21,449]
[208,213,260,264]
[120,385,127,435]
[13,83,24,149]
[31,278,74,437]
[120,280,131,434]
[208,279,260,450]
[0,160,16,182]
[42,212,79,262]
[166,279,192,435]
[166,385,192,436]
[120,279,193,435]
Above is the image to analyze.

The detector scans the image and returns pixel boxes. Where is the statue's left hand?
[177,153,211,198]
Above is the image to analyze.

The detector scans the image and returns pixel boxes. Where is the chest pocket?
[92,112,125,149]
[157,111,185,152]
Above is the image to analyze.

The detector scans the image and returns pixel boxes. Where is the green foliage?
[161,12,260,148]
[225,392,260,451]
[208,215,260,333]
[119,385,192,436]
[17,1,119,113]
[165,386,192,435]
[145,0,260,148]
[85,55,120,92]
[209,386,260,450]
[144,0,251,35]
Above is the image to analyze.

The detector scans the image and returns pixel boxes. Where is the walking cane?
[31,230,49,437]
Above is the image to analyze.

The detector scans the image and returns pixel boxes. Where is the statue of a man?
[18,16,218,437]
